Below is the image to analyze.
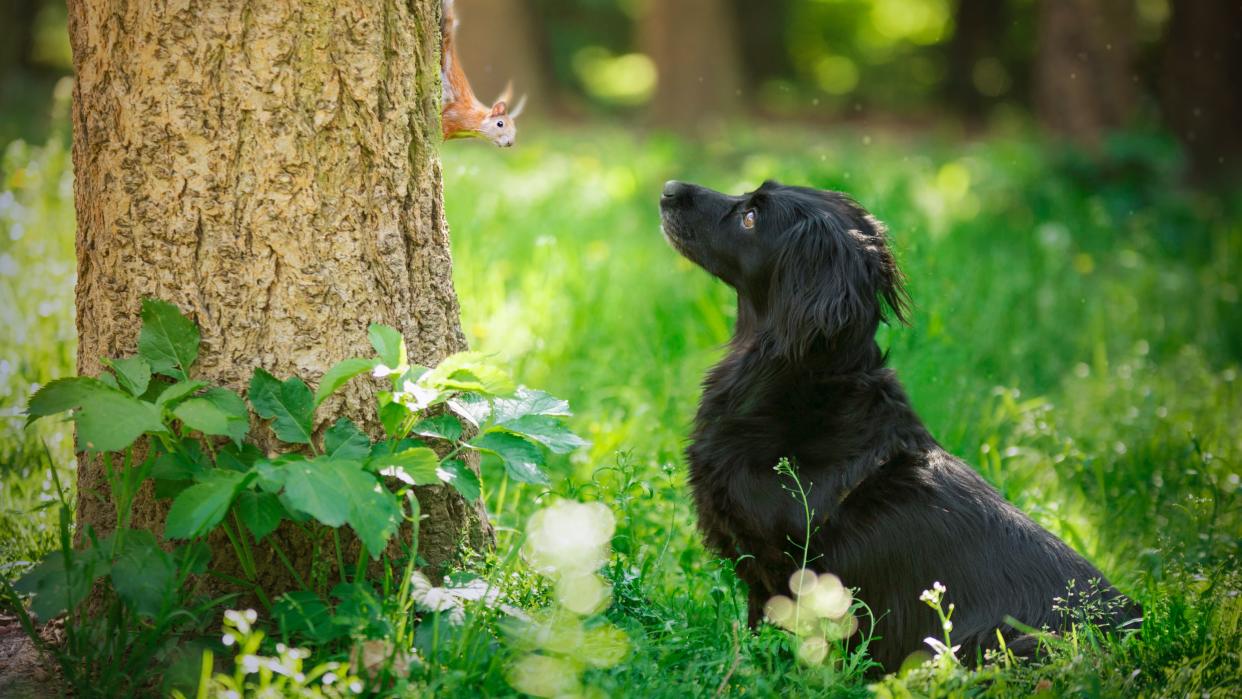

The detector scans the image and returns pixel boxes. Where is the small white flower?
[923,636,961,661]
[372,363,407,378]
[943,620,954,633]
[240,654,261,674]
[221,633,235,647]
[394,380,439,412]
[380,466,416,485]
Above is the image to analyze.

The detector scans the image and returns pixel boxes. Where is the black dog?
[659,180,1138,672]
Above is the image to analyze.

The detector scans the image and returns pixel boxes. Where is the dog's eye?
[741,209,757,229]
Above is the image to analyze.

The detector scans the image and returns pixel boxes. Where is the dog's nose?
[663,180,686,199]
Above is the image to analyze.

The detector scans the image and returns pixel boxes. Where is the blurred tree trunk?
[1033,0,1136,146]
[944,0,1007,119]
[731,0,792,97]
[640,0,741,130]
[454,0,551,118]
[1160,0,1242,181]
[0,0,42,76]
[67,0,491,595]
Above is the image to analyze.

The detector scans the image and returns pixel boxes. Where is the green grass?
[2,110,1240,696]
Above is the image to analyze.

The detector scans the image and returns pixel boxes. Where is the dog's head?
[659,179,907,359]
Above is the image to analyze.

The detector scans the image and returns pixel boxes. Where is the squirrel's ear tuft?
[489,101,507,117]
[509,94,527,118]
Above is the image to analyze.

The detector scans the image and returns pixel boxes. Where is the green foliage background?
[2,99,1240,694]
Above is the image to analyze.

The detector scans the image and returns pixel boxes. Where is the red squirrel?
[440,0,525,147]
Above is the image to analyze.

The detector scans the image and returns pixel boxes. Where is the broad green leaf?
[151,441,208,499]
[234,490,285,540]
[174,398,231,436]
[164,470,248,539]
[412,414,463,442]
[151,451,204,483]
[378,400,409,439]
[499,414,589,454]
[24,371,181,454]
[282,459,354,526]
[275,591,344,644]
[339,467,402,557]
[470,431,549,485]
[216,442,264,473]
[491,387,571,423]
[154,379,208,409]
[314,357,377,407]
[324,418,371,460]
[439,459,481,502]
[450,387,570,429]
[255,456,300,493]
[75,389,167,452]
[174,540,212,575]
[367,324,407,370]
[248,368,314,445]
[448,393,492,428]
[25,376,111,426]
[98,371,120,390]
[203,387,249,445]
[105,356,151,397]
[421,352,514,395]
[14,547,109,621]
[109,530,175,618]
[137,298,200,380]
[370,447,441,486]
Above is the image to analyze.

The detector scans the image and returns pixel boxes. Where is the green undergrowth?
[1,115,1239,696]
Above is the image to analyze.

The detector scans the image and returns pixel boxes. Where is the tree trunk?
[1160,0,1242,182]
[454,0,551,118]
[1,0,42,77]
[1033,0,1136,146]
[730,0,792,97]
[944,0,1009,119]
[640,0,741,130]
[66,0,491,596]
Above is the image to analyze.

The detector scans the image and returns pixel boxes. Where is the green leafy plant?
[9,298,587,693]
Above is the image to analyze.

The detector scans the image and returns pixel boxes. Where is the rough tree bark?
[1033,0,1136,146]
[1160,0,1242,181]
[640,0,741,130]
[454,0,550,118]
[66,0,491,594]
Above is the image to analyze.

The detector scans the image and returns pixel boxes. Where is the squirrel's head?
[480,84,525,148]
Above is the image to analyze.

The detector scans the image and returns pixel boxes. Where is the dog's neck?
[707,298,933,454]
[734,297,888,376]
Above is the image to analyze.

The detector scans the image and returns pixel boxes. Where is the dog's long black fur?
[659,180,1139,672]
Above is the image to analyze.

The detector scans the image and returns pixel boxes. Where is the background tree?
[66,0,490,594]
[454,0,552,119]
[1033,0,1136,146]
[943,0,1008,120]
[730,0,794,100]
[1160,0,1242,181]
[639,0,742,129]
[0,0,41,79]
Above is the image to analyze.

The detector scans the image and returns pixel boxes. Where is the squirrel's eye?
[496,120,504,128]
[741,209,757,229]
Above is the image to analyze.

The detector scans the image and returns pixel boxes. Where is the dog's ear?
[764,209,907,359]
